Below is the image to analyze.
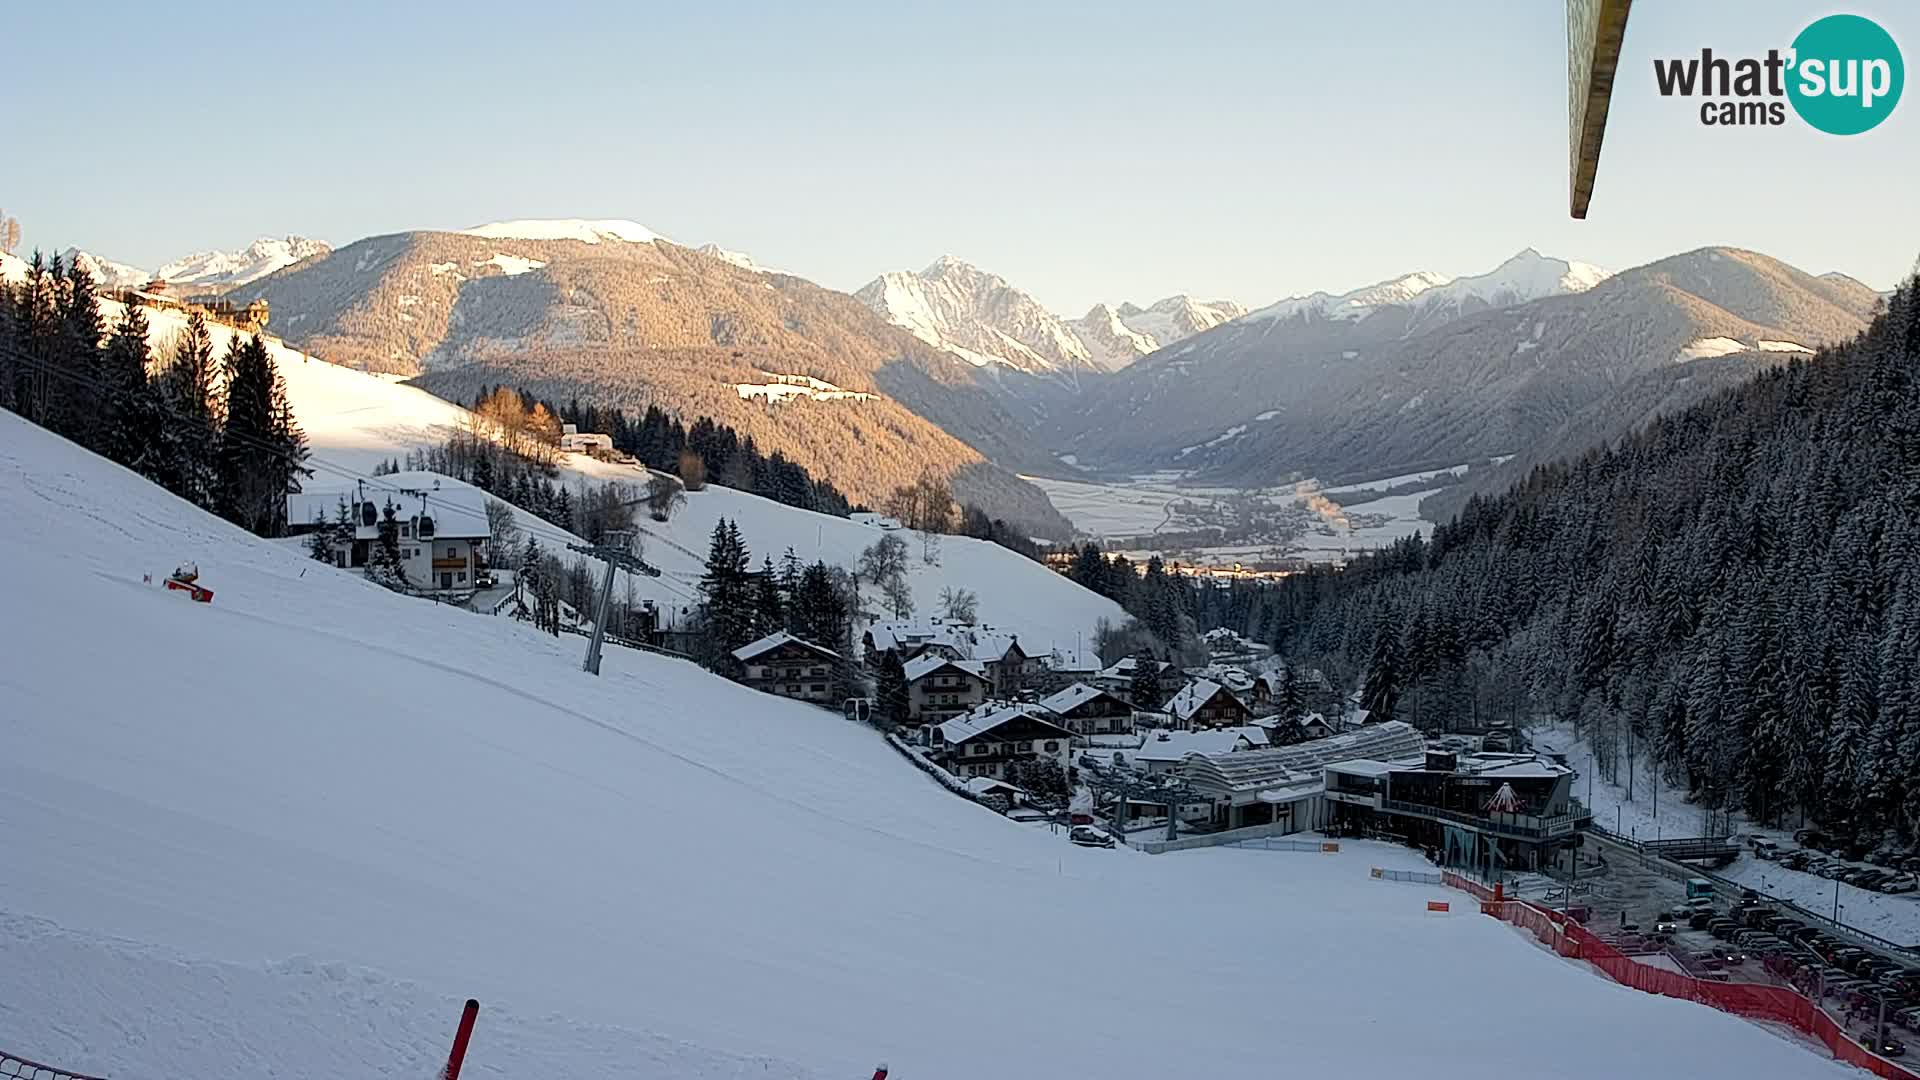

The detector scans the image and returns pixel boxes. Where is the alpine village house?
[732,631,842,705]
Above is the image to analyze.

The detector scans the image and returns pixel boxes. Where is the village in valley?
[738,600,1583,870]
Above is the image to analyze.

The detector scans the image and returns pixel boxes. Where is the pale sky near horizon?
[7,1,1916,312]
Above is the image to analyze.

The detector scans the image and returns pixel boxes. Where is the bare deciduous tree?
[484,498,521,566]
[938,586,977,624]
[646,473,687,521]
[678,448,708,491]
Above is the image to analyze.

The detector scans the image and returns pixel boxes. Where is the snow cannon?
[163,562,214,603]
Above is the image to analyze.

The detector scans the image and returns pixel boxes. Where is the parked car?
[1819,863,1850,879]
[1069,825,1115,848]
[1795,827,1824,846]
[1688,910,1715,930]
[1750,837,1781,860]
[1654,911,1678,934]
[1861,1030,1907,1058]
[1868,850,1900,867]
[1883,877,1918,894]
[1710,919,1739,939]
[1903,856,1920,873]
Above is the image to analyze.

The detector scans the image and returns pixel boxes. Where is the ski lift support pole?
[569,529,660,675]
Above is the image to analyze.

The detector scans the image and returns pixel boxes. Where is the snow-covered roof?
[1042,647,1100,673]
[937,704,1071,746]
[1231,725,1271,748]
[903,654,987,683]
[1038,682,1118,715]
[1326,758,1398,778]
[1167,679,1238,723]
[1098,656,1172,680]
[1465,760,1570,781]
[731,630,839,663]
[1179,721,1426,795]
[964,776,1020,796]
[1185,664,1254,693]
[289,472,492,541]
[1136,729,1251,762]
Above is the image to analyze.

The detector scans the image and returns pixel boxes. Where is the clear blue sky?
[8,1,1915,311]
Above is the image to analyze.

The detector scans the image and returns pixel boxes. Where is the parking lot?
[1556,832,1920,1057]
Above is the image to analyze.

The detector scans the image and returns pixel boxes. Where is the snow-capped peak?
[1251,269,1451,323]
[457,219,666,245]
[696,243,784,275]
[1413,248,1610,311]
[155,236,332,288]
[856,257,1098,376]
[61,248,151,289]
[1250,251,1605,324]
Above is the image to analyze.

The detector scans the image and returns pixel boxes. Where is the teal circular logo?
[1788,14,1903,135]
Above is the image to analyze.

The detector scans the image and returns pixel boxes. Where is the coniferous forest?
[1236,275,1920,847]
[0,252,309,535]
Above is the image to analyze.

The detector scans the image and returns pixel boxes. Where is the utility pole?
[568,530,660,675]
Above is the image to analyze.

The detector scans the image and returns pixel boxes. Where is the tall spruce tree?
[876,648,910,730]
[162,309,219,508]
[217,334,282,534]
[699,517,754,667]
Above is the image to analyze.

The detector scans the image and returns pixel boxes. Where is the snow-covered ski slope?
[0,414,1849,1078]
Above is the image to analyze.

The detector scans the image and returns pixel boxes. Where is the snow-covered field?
[1536,726,1920,947]
[1027,471,1439,566]
[0,414,1851,1078]
[1022,473,1194,536]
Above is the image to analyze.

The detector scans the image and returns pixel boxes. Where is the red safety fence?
[1480,899,1920,1079]
[1440,870,1497,902]
[2,1050,109,1080]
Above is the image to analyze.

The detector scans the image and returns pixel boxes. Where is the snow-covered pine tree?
[366,499,410,592]
[1129,653,1164,711]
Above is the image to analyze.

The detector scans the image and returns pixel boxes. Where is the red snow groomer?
[163,562,214,603]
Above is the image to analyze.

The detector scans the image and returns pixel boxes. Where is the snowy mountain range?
[1062,246,1881,487]
[60,236,332,290]
[1248,249,1610,326]
[856,256,1242,377]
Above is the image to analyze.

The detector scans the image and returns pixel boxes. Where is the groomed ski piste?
[0,411,1855,1079]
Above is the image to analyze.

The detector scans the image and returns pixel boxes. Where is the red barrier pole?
[443,998,480,1080]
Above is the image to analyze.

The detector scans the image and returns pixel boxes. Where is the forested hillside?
[1264,274,1919,847]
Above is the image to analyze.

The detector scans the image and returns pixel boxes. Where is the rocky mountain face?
[224,226,1069,537]
[856,256,1242,377]
[1061,247,1879,489]
[856,257,1101,376]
